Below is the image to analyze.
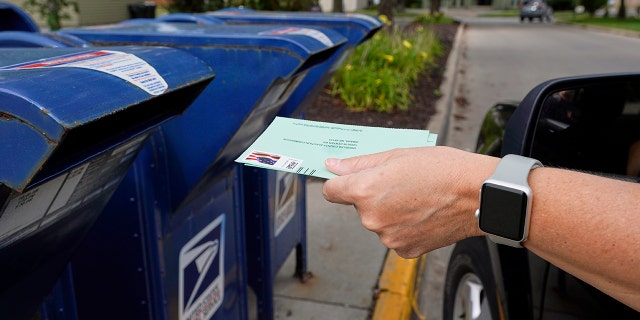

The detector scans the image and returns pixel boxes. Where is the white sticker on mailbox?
[261,27,333,47]
[2,50,168,95]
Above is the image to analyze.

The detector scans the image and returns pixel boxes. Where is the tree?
[430,0,442,15]
[23,0,78,30]
[283,0,314,11]
[378,0,396,21]
[581,0,608,16]
[333,0,344,12]
[169,0,204,12]
[617,0,626,18]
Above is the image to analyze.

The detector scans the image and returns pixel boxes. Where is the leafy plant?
[330,24,443,113]
[23,0,78,31]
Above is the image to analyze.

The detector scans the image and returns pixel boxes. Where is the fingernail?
[325,158,340,167]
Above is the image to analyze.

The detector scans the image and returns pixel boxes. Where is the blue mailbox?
[0,46,214,319]
[0,2,39,32]
[201,10,382,319]
[159,8,383,117]
[53,22,346,320]
[120,11,382,318]
[0,30,90,48]
[112,12,381,318]
[206,7,383,116]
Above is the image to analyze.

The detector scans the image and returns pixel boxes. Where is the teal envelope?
[236,117,438,179]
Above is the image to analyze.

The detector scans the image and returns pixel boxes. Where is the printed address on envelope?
[236,117,438,179]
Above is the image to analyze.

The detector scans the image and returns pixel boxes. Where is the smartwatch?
[475,154,542,248]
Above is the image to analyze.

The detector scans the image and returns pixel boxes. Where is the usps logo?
[179,215,225,320]
[274,171,297,237]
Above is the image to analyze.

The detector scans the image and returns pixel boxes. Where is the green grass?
[479,9,640,32]
[555,11,640,31]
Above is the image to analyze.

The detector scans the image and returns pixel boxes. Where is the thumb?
[325,150,393,176]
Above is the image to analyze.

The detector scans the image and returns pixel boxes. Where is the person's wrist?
[459,153,500,238]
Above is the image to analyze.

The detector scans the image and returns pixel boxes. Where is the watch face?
[479,182,528,241]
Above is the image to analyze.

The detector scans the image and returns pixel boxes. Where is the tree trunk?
[260,0,281,10]
[617,0,626,18]
[378,0,396,22]
[430,0,441,15]
[333,0,344,12]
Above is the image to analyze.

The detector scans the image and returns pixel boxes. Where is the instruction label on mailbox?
[1,50,168,95]
[0,134,149,248]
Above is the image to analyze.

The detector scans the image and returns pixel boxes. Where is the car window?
[531,81,640,176]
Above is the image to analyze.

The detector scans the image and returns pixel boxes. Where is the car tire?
[443,237,498,320]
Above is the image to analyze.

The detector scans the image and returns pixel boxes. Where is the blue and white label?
[1,50,168,95]
[260,27,333,47]
[179,215,225,320]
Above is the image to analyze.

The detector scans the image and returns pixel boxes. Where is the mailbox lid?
[207,8,383,45]
[0,46,215,192]
[59,22,347,65]
[0,2,39,32]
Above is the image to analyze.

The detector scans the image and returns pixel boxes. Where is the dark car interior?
[532,81,640,178]
[528,79,640,318]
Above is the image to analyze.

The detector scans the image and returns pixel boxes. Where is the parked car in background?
[443,73,640,320]
[520,0,553,22]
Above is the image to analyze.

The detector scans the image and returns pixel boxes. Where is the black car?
[443,74,640,319]
[520,0,553,22]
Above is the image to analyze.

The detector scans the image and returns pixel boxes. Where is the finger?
[322,175,356,205]
[325,149,396,176]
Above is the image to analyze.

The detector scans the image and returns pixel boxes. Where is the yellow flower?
[420,52,428,59]
[378,15,390,25]
[345,64,353,71]
[383,54,394,63]
[402,40,412,49]
[375,79,382,85]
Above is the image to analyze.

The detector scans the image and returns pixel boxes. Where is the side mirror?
[503,73,640,177]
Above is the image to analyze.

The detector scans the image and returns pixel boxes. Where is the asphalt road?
[418,12,640,320]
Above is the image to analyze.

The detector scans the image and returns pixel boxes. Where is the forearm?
[523,167,640,310]
[322,147,640,310]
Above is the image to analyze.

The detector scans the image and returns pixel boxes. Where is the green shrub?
[330,25,443,113]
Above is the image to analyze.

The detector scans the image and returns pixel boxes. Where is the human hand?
[322,146,498,258]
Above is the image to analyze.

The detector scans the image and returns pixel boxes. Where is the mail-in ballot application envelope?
[235,117,438,179]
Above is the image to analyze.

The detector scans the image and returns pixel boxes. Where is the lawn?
[554,11,640,32]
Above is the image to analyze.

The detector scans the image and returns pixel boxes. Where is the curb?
[371,251,425,320]
[426,21,466,145]
[370,21,466,319]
